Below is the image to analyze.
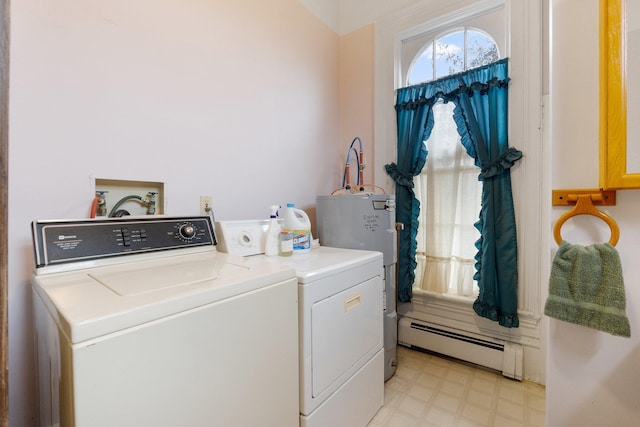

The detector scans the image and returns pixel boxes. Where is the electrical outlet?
[200,196,213,215]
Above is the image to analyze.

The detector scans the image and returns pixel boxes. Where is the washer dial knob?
[178,223,197,240]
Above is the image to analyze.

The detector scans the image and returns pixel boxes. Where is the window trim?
[375,0,545,381]
[379,0,545,326]
[393,0,506,90]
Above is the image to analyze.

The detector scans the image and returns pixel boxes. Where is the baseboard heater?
[398,317,523,380]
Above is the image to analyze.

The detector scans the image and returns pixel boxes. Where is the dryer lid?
[285,246,382,284]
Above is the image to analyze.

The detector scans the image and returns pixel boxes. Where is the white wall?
[549,0,640,425]
[9,1,340,424]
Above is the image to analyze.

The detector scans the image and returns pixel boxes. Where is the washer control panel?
[32,216,216,268]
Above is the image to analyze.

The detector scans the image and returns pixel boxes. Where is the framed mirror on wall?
[600,0,640,189]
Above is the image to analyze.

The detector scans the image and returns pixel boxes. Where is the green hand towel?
[544,241,631,338]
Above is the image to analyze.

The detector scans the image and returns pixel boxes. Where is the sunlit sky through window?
[407,29,499,86]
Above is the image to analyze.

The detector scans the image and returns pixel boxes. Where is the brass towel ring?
[553,194,620,246]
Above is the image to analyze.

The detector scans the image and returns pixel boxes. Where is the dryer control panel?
[32,216,216,268]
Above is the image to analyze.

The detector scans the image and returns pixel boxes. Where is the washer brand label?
[55,235,81,251]
[55,240,80,251]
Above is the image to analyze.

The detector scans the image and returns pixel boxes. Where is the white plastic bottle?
[283,203,311,254]
[264,205,281,256]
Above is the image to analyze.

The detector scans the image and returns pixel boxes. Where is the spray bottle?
[265,205,281,256]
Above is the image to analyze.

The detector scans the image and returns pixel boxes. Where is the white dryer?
[216,221,385,427]
[31,216,299,427]
[289,247,384,427]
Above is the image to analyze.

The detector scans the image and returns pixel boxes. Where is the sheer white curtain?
[414,101,482,297]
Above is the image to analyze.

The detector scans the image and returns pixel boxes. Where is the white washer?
[31,216,299,427]
[215,221,384,427]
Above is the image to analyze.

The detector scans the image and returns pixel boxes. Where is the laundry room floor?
[368,346,546,427]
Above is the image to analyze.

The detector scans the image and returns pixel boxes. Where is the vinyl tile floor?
[368,345,546,427]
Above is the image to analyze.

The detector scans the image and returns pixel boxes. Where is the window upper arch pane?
[407,28,500,86]
[399,4,506,88]
[466,28,500,68]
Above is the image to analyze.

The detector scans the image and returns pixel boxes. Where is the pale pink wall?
[9,1,339,424]
[339,24,376,189]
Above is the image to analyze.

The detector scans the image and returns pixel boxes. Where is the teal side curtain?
[451,59,522,328]
[384,89,435,302]
[386,58,522,327]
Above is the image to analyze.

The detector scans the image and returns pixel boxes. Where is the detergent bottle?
[264,205,281,256]
[283,203,311,254]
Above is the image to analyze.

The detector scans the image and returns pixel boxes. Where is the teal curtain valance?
[395,59,510,111]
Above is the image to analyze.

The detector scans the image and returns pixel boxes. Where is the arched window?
[406,25,502,298]
[407,28,500,85]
